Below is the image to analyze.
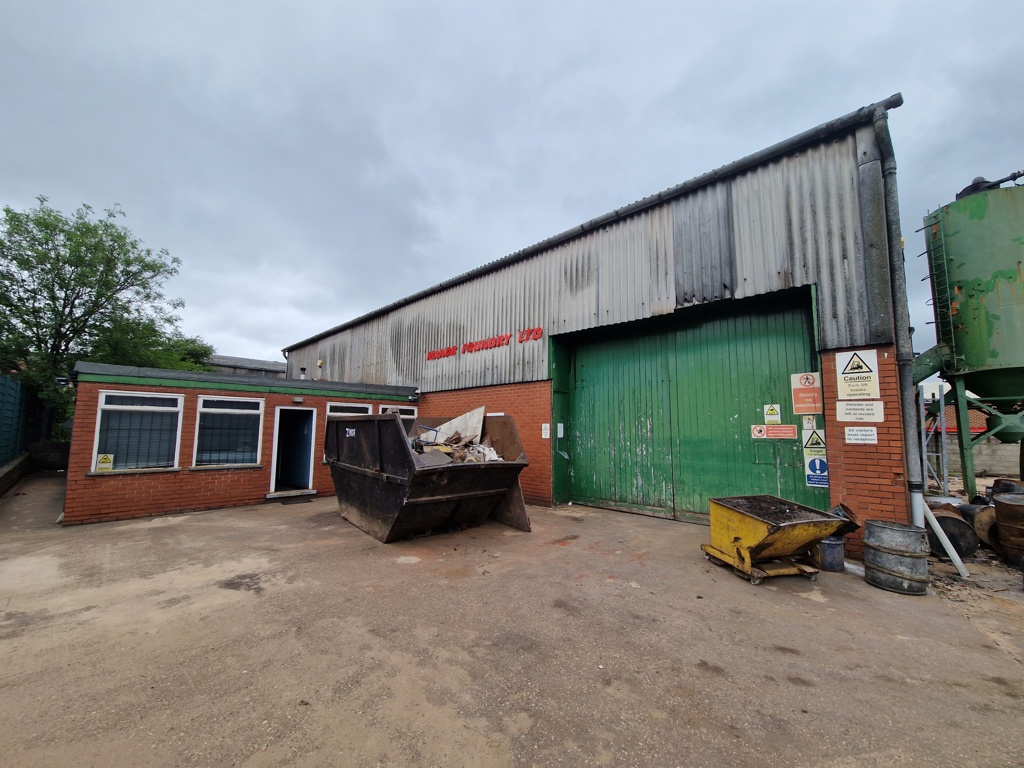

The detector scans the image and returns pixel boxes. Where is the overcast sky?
[3,1,1021,362]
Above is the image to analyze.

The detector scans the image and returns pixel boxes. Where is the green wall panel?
[568,301,827,518]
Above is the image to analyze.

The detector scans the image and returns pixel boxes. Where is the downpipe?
[874,105,968,578]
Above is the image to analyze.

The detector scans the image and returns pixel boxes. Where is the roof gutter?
[284,93,905,354]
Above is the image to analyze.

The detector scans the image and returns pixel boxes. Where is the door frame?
[268,406,318,496]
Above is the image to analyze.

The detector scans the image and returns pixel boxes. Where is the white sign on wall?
[836,401,885,422]
[835,349,880,400]
[845,427,879,444]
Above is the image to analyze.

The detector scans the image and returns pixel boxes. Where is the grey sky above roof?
[4,2,1021,361]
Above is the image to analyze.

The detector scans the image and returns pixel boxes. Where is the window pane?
[380,406,417,417]
[329,403,372,415]
[201,399,261,411]
[105,394,179,408]
[195,412,260,465]
[381,405,417,434]
[97,410,178,469]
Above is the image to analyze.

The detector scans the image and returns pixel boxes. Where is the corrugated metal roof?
[210,354,286,372]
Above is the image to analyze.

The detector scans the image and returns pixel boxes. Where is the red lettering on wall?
[427,329,543,361]
[518,327,543,343]
[426,345,458,361]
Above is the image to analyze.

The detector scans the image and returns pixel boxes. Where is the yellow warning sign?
[803,431,826,450]
[802,429,827,460]
[841,353,873,375]
[836,349,880,399]
[763,404,782,425]
[95,453,114,472]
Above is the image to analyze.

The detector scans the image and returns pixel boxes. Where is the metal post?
[918,384,929,491]
[952,377,977,499]
[939,383,949,493]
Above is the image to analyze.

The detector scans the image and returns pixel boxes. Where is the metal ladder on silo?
[922,221,961,372]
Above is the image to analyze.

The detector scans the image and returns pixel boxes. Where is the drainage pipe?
[873,104,925,527]
[874,104,968,577]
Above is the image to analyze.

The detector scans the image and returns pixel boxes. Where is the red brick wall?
[419,381,552,505]
[65,381,406,525]
[822,345,910,558]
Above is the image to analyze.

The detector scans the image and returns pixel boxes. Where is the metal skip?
[701,495,857,585]
[324,410,531,543]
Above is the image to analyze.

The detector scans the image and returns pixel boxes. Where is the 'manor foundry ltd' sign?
[425,327,544,361]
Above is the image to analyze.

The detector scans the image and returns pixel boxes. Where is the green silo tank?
[924,185,1024,407]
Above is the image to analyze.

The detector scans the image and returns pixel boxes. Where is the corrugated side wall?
[0,375,27,466]
[288,125,894,390]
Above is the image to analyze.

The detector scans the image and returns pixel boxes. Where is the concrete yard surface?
[1,475,1022,767]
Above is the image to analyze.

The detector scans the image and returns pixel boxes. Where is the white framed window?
[327,402,373,416]
[379,404,418,434]
[92,391,184,471]
[193,396,264,466]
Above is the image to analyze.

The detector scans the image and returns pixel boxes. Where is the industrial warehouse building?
[283,94,914,557]
[61,95,915,552]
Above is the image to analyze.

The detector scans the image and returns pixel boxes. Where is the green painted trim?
[809,283,820,354]
[76,373,412,402]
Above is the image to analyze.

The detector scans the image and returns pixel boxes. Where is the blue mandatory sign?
[808,458,828,475]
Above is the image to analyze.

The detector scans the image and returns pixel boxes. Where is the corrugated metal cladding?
[287,123,894,390]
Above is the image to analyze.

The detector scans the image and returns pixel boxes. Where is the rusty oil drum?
[862,520,929,596]
[993,494,1024,567]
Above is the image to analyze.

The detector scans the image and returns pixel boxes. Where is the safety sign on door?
[805,457,829,487]
[802,429,828,488]
[791,372,823,414]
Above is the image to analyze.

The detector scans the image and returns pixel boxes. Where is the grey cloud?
[2,1,1022,360]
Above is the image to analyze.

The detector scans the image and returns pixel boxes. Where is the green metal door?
[568,302,827,518]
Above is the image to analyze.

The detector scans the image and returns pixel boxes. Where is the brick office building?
[282,95,917,555]
[63,362,417,525]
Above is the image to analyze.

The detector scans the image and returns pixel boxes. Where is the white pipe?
[910,489,925,529]
[922,504,969,578]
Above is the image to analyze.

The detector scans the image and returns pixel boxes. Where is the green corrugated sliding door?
[568,302,827,518]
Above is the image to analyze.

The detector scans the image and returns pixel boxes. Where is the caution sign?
[802,430,827,454]
[95,454,114,472]
[791,372,823,414]
[763,404,782,425]
[802,429,828,488]
[836,349,880,399]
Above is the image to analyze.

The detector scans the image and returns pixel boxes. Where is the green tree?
[88,316,213,371]
[0,197,212,421]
